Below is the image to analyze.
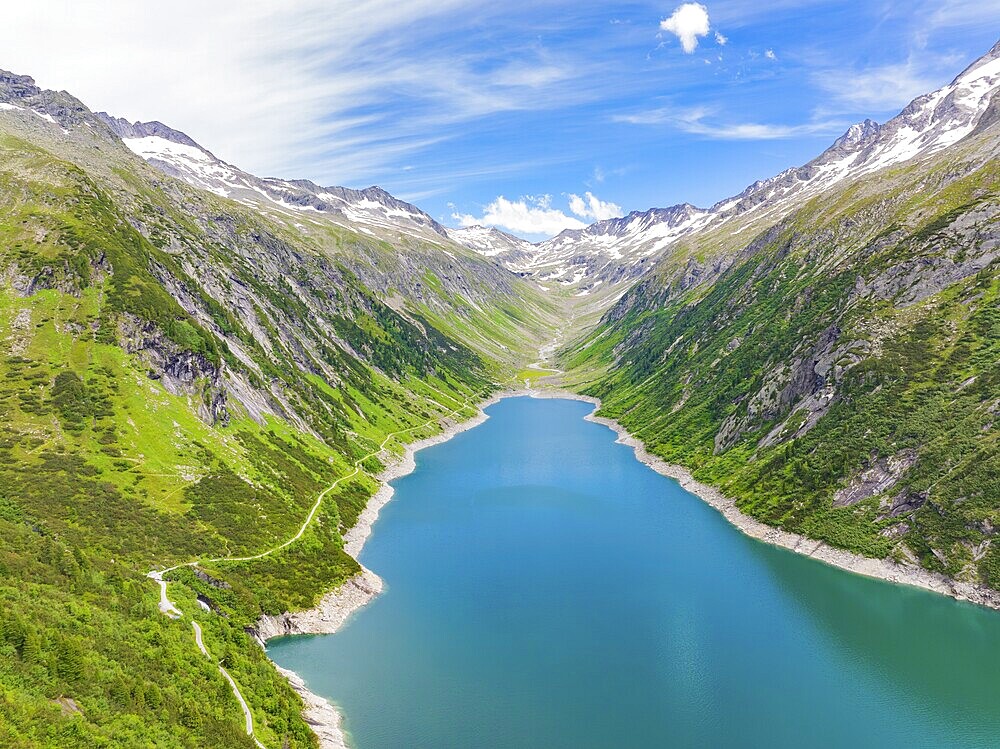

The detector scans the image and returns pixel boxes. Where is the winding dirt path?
[193,621,267,749]
[147,391,479,747]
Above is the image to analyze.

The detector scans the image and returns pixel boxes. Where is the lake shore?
[256,389,522,641]
[262,386,1000,749]
[574,398,1000,614]
[255,389,527,749]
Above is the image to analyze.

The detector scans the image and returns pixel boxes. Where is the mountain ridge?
[449,40,1000,295]
[80,39,1000,304]
[94,111,455,244]
[0,37,999,749]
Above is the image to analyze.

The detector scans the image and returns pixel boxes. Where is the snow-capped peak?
[831,119,881,150]
[457,41,1000,292]
[445,225,538,263]
[98,114,451,242]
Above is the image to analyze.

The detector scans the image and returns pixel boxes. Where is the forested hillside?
[570,112,1000,593]
[0,71,553,746]
[3,37,1000,749]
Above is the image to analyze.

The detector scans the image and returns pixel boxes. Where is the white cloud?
[714,31,727,46]
[613,106,843,140]
[568,191,623,221]
[0,1,593,188]
[453,195,587,236]
[586,165,626,188]
[814,57,955,111]
[765,49,776,60]
[660,3,711,54]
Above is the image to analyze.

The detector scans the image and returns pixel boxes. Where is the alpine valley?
[1,35,999,749]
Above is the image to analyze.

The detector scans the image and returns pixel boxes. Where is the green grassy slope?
[567,126,1000,589]
[0,93,551,744]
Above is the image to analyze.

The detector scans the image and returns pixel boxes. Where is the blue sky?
[3,1,1000,238]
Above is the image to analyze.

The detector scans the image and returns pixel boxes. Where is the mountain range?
[0,38,998,749]
[454,44,1000,294]
[75,41,1000,304]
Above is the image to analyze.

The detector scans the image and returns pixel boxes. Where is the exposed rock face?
[250,568,384,645]
[0,70,42,99]
[0,70,93,128]
[833,450,919,507]
[95,113,202,148]
[855,203,1000,306]
[603,253,735,324]
[4,252,112,299]
[193,569,232,589]
[715,324,844,453]
[881,489,929,519]
[119,314,229,426]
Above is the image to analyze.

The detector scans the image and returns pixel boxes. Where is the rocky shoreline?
[255,390,520,749]
[263,387,1000,749]
[579,403,1000,613]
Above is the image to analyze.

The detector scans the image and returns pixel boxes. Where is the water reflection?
[752,537,1000,728]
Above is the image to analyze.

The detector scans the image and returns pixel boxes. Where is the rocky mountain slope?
[97,112,454,245]
[567,44,1000,600]
[92,110,560,365]
[2,36,1000,749]
[444,224,537,266]
[0,69,553,747]
[451,41,1000,298]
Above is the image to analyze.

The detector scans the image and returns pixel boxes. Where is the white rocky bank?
[252,393,505,749]
[257,388,1000,749]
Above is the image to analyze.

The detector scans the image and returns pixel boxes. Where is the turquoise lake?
[268,396,1000,748]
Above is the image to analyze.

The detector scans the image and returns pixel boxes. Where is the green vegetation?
[3,55,996,749]
[0,517,310,748]
[516,367,557,384]
[0,105,549,746]
[570,137,1000,586]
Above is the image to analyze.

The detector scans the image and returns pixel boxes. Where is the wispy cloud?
[804,0,999,113]
[0,1,598,187]
[914,0,1000,45]
[812,55,960,111]
[585,165,628,188]
[613,105,844,140]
